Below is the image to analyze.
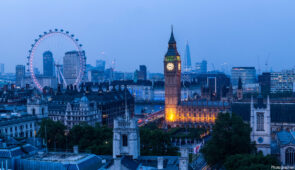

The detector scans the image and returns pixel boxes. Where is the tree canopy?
[201,113,279,169]
[224,153,279,170]
[201,112,256,166]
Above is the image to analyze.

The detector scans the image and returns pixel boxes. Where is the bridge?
[137,109,164,127]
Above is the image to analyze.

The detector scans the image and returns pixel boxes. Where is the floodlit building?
[164,29,230,127]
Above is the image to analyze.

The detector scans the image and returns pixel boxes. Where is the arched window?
[32,108,36,115]
[286,147,295,165]
[122,134,128,147]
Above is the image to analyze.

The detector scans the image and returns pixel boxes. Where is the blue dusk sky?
[0,0,295,74]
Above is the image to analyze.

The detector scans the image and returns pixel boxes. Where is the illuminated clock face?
[178,63,181,70]
[167,63,174,71]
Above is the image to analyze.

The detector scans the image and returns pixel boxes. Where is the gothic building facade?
[164,29,230,127]
[250,95,271,155]
[234,97,295,165]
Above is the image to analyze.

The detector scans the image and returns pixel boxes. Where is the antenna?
[265,53,270,72]
[257,56,261,74]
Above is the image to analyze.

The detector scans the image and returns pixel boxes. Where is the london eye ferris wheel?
[27,29,86,91]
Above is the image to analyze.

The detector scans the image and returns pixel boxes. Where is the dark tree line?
[201,113,279,169]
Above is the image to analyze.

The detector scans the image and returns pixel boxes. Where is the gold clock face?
[178,63,181,70]
[167,63,174,71]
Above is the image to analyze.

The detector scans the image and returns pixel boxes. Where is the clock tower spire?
[164,27,181,125]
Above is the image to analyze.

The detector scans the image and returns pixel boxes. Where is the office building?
[43,51,55,77]
[195,60,207,74]
[134,65,147,81]
[15,65,25,87]
[270,70,295,93]
[258,72,271,95]
[0,63,4,75]
[231,67,256,87]
[63,51,85,85]
[96,60,106,71]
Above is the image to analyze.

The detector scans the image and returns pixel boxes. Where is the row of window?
[1,123,35,135]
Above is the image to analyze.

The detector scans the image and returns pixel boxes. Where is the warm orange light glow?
[165,108,177,122]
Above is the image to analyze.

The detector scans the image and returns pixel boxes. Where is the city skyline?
[1,0,295,73]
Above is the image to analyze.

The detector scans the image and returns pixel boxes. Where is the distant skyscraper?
[231,67,256,86]
[96,60,106,71]
[195,60,207,73]
[0,63,4,75]
[134,65,147,81]
[34,67,40,75]
[63,51,85,85]
[183,41,192,72]
[43,51,55,77]
[15,65,25,86]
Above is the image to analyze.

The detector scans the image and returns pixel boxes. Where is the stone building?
[233,97,295,165]
[250,96,271,155]
[100,100,191,170]
[163,29,230,128]
[48,83,134,128]
[0,96,47,138]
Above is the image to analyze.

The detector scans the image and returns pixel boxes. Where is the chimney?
[73,145,79,154]
[157,157,164,169]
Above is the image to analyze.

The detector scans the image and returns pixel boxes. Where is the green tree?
[224,153,279,170]
[68,123,112,155]
[37,119,67,150]
[140,125,178,156]
[201,113,256,166]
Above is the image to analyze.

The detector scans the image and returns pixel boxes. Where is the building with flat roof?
[43,51,55,77]
[63,51,85,85]
[231,67,256,87]
[15,65,25,87]
[16,152,102,170]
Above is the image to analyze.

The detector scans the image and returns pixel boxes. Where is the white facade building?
[250,96,271,155]
[0,96,48,138]
[113,109,140,159]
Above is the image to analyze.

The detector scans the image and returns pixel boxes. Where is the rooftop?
[26,152,89,163]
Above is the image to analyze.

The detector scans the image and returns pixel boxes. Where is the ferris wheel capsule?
[55,29,58,31]
[60,29,64,32]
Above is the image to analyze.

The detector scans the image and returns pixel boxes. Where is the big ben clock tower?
[164,27,181,124]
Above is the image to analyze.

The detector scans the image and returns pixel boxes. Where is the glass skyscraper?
[43,51,55,77]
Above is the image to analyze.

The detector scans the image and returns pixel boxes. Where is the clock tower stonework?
[164,28,181,125]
